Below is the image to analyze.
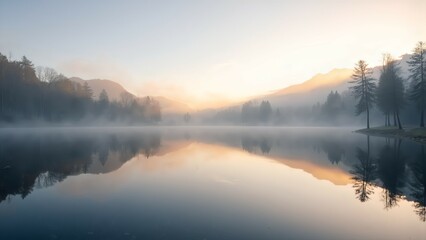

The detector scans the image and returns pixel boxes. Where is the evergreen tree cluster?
[241,100,273,124]
[350,41,426,129]
[0,53,161,124]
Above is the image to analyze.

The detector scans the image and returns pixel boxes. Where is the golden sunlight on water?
[48,141,425,239]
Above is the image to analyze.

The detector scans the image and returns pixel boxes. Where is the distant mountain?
[258,54,411,108]
[70,54,411,115]
[70,77,131,101]
[273,68,353,96]
[69,77,192,114]
[258,68,353,108]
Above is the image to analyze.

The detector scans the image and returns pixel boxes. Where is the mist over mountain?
[0,50,417,126]
[69,77,192,114]
[191,53,416,126]
[263,68,353,108]
[261,54,411,108]
[69,53,413,118]
[70,77,132,101]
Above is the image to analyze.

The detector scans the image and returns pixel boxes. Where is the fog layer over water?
[0,127,424,239]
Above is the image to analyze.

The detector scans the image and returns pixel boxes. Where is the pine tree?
[407,41,426,127]
[378,55,405,129]
[82,82,93,100]
[377,54,394,126]
[349,60,376,129]
[259,100,272,123]
[99,89,109,103]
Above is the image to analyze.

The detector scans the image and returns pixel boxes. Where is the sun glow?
[1,0,425,109]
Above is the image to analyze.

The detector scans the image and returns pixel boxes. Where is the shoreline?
[355,126,426,144]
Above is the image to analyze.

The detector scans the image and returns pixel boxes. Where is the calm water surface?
[0,127,425,239]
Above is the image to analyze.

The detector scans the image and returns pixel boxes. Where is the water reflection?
[0,130,161,203]
[350,136,377,202]
[377,139,407,210]
[0,127,425,231]
[408,145,426,221]
[346,134,426,222]
[321,139,345,165]
[241,136,272,154]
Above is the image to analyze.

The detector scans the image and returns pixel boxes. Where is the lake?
[0,127,425,240]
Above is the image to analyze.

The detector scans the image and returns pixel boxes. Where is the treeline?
[351,42,425,129]
[203,42,424,126]
[0,53,161,124]
[205,88,416,126]
[206,92,357,125]
[206,100,279,125]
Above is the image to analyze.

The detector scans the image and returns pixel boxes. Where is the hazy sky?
[1,0,425,108]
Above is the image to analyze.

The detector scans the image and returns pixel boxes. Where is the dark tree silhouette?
[408,145,426,221]
[377,139,406,209]
[350,136,377,202]
[321,138,344,165]
[99,89,109,103]
[407,41,426,127]
[259,138,272,154]
[36,66,59,83]
[0,53,7,116]
[377,55,393,126]
[321,91,345,123]
[377,54,405,129]
[241,135,272,154]
[184,112,191,123]
[259,100,272,123]
[241,100,273,124]
[0,54,161,124]
[350,60,376,129]
[82,82,93,100]
[241,101,258,124]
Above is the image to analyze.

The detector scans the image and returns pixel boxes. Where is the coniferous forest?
[1,1,425,239]
[0,53,161,124]
[0,42,424,128]
[349,42,425,129]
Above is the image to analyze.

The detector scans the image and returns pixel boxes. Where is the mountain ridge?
[70,54,411,114]
[69,77,192,114]
[272,68,353,96]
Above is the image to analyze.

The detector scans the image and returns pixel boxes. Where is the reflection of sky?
[0,141,423,239]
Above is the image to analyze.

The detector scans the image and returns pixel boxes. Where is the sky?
[1,0,425,109]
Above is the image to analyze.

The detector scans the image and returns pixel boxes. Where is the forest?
[1,42,424,128]
[0,53,161,125]
[349,42,425,129]
[203,42,425,128]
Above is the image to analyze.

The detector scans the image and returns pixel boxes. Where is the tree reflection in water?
[350,136,377,202]
[0,131,161,203]
[377,139,406,210]
[408,145,426,222]
[1,128,426,223]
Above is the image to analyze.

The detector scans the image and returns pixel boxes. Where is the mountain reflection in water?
[0,127,424,239]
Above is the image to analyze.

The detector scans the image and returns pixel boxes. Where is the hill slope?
[260,54,411,108]
[69,77,192,114]
[260,68,353,107]
[70,77,131,101]
[273,68,353,96]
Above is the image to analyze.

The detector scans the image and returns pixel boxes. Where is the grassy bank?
[356,126,426,144]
